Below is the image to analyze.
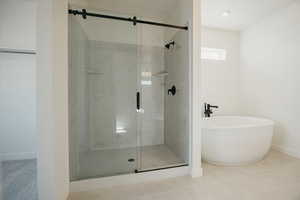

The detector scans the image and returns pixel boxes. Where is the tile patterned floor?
[69,150,300,200]
[0,159,38,200]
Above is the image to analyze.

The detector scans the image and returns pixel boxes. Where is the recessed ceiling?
[70,0,179,21]
[202,0,296,31]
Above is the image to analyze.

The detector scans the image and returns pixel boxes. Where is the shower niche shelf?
[152,71,168,77]
[0,47,36,55]
[86,69,104,75]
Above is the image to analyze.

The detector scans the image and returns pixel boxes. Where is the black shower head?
[165,41,175,49]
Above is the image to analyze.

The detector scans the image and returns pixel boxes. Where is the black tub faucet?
[204,103,219,118]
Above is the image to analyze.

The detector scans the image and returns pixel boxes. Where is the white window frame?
[201,47,226,61]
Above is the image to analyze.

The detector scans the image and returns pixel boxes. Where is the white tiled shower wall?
[164,31,190,163]
[69,16,167,154]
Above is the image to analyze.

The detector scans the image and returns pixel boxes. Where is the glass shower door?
[69,10,139,180]
[137,28,189,172]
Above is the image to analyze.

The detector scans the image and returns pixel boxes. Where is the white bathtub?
[202,116,274,166]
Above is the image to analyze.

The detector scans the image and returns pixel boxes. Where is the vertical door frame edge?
[189,0,203,178]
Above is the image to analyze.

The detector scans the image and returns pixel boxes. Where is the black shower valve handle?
[168,85,176,96]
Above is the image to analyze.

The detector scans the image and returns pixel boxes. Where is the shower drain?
[128,158,135,162]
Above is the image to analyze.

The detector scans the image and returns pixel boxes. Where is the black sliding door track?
[69,9,188,31]
[135,164,189,173]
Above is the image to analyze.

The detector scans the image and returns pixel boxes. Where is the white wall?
[201,27,240,116]
[0,0,36,50]
[240,1,300,158]
[0,54,37,160]
[0,0,37,161]
[37,0,69,199]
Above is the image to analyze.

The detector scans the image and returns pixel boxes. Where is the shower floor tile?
[140,145,186,170]
[76,144,185,180]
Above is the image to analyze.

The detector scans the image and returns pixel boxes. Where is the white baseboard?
[70,166,190,193]
[0,152,36,161]
[272,145,300,159]
[191,166,203,178]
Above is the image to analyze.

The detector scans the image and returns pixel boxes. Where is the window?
[201,47,226,61]
[141,80,152,86]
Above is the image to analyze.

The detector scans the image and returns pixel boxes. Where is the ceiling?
[70,0,178,21]
[202,0,296,31]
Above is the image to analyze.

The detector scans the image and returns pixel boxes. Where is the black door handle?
[136,92,140,110]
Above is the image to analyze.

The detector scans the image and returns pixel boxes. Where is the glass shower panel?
[138,28,189,171]
[69,10,139,180]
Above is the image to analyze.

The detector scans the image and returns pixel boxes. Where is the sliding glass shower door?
[69,8,190,181]
[69,10,139,180]
[137,28,190,172]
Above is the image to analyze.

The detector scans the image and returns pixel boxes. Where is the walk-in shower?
[69,7,189,181]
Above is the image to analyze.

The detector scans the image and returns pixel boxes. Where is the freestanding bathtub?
[202,116,274,166]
